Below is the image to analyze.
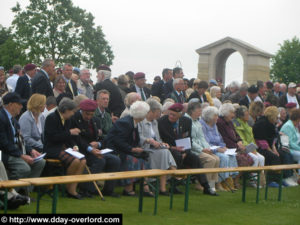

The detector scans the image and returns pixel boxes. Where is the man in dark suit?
[239,85,258,108]
[70,99,120,197]
[0,93,45,186]
[15,63,37,109]
[130,72,151,101]
[279,82,300,108]
[94,65,125,118]
[151,68,173,102]
[163,67,184,99]
[168,78,186,103]
[62,63,78,98]
[31,59,55,97]
[188,81,209,103]
[157,103,217,195]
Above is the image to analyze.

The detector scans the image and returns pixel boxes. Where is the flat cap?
[288,82,297,88]
[248,85,258,94]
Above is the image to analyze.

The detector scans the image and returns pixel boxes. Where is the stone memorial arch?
[196,37,273,84]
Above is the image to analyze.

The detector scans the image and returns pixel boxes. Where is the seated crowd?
[0,61,300,210]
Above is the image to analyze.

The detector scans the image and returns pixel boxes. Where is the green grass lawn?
[6,184,300,225]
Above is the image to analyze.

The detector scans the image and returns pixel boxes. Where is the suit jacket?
[187,91,208,103]
[65,78,78,97]
[104,115,140,155]
[0,108,28,164]
[151,80,165,102]
[31,70,54,97]
[70,111,101,155]
[43,110,76,158]
[94,79,125,117]
[163,79,173,98]
[15,75,32,104]
[168,90,186,103]
[239,96,250,108]
[130,85,151,100]
[157,115,192,148]
[279,93,300,108]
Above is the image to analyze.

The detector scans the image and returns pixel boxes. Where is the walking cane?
[85,165,105,201]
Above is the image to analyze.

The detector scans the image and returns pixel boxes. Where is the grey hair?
[240,82,249,92]
[80,68,90,76]
[129,101,150,119]
[41,59,54,68]
[230,81,240,89]
[210,86,221,98]
[187,101,201,116]
[162,101,173,113]
[146,98,162,111]
[124,92,141,107]
[173,78,183,89]
[235,105,248,118]
[219,103,235,117]
[13,65,22,74]
[98,70,111,80]
[58,98,77,113]
[278,107,286,114]
[201,106,219,123]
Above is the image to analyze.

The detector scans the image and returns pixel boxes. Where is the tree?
[11,0,114,69]
[270,36,300,84]
[0,25,27,70]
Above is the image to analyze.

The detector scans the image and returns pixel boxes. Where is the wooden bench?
[171,164,300,212]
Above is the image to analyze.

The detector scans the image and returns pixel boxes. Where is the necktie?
[179,93,184,103]
[68,80,74,96]
[28,79,32,88]
[140,88,146,101]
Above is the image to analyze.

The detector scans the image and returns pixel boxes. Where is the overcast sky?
[1,0,300,85]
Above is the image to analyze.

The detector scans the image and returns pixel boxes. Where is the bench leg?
[4,188,8,214]
[36,186,41,214]
[138,178,144,213]
[278,170,283,202]
[256,172,261,204]
[242,173,247,202]
[184,175,190,212]
[52,184,58,214]
[169,177,174,210]
[265,172,269,201]
[154,177,159,215]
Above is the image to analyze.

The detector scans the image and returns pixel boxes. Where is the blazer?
[65,78,78,97]
[19,110,45,152]
[163,79,173,98]
[168,90,186,103]
[94,79,125,117]
[69,111,101,154]
[151,80,165,102]
[138,119,163,149]
[43,110,76,158]
[187,91,208,103]
[239,96,251,108]
[15,74,32,104]
[130,85,151,100]
[31,70,54,97]
[279,93,300,108]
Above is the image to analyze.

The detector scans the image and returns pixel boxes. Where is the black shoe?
[169,187,183,195]
[7,196,23,210]
[122,190,137,197]
[159,191,170,196]
[79,191,93,198]
[102,192,120,198]
[66,192,84,200]
[143,191,154,197]
[203,188,219,196]
[15,195,29,205]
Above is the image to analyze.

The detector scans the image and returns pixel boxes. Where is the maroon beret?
[79,99,98,111]
[97,65,111,72]
[134,72,145,80]
[24,63,36,71]
[168,103,184,112]
[264,101,272,108]
[285,102,297,109]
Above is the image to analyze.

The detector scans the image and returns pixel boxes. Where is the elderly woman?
[19,94,46,152]
[200,106,238,191]
[44,98,86,199]
[53,75,66,98]
[280,109,300,179]
[210,86,222,108]
[120,92,141,118]
[277,107,288,131]
[186,102,220,191]
[105,101,153,197]
[138,99,177,195]
[253,106,296,187]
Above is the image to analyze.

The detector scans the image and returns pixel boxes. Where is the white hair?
[146,98,162,111]
[129,101,150,119]
[230,81,240,90]
[162,101,174,113]
[219,103,235,117]
[173,78,183,89]
[210,86,221,98]
[98,70,111,80]
[201,106,219,123]
[80,68,90,76]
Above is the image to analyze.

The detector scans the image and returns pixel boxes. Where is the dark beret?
[24,63,36,71]
[97,65,111,72]
[134,72,146,80]
[79,99,98,111]
[248,85,258,94]
[285,102,297,109]
[2,92,25,105]
[168,103,184,112]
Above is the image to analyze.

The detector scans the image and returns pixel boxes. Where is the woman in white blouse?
[19,94,46,152]
[210,86,222,108]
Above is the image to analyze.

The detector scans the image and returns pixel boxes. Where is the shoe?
[66,192,84,200]
[103,192,120,198]
[122,190,137,197]
[284,177,298,187]
[79,191,93,198]
[268,182,280,188]
[15,195,29,205]
[7,196,23,210]
[143,191,154,197]
[169,187,183,194]
[203,188,219,196]
[159,191,170,196]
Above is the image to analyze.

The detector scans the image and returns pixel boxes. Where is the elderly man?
[0,93,45,192]
[222,81,240,102]
[228,82,249,104]
[239,85,258,108]
[279,82,300,108]
[273,82,283,98]
[168,78,186,103]
[32,58,55,97]
[77,68,94,99]
[163,67,184,98]
[157,103,217,195]
[188,81,209,103]
[15,64,37,109]
[70,99,121,197]
[62,63,78,98]
[130,72,151,101]
[94,65,125,118]
[6,65,22,92]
